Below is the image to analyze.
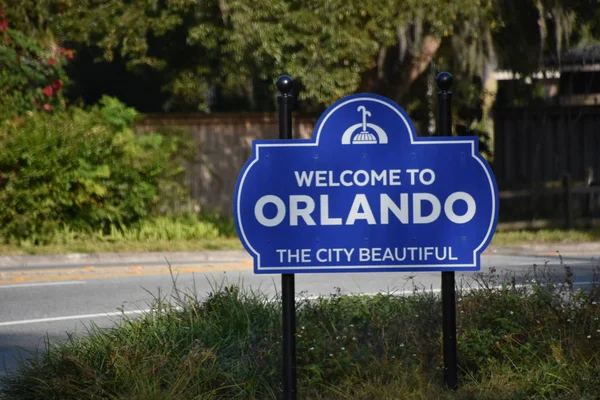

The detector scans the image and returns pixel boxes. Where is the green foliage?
[198,210,238,238]
[2,0,594,153]
[2,267,599,399]
[109,215,221,242]
[0,3,71,120]
[0,97,189,242]
[11,0,597,112]
[98,95,137,131]
[457,265,600,398]
[0,218,241,256]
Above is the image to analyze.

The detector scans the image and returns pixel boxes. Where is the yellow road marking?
[0,261,253,285]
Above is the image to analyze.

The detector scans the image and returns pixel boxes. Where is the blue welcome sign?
[234,94,499,274]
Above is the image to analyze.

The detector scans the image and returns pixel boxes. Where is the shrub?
[0,4,71,120]
[0,97,189,242]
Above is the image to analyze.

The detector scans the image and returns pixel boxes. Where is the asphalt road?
[0,244,598,377]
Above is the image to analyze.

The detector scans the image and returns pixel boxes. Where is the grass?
[0,213,599,256]
[1,265,599,399]
[0,237,242,256]
[491,227,600,246]
[0,215,243,255]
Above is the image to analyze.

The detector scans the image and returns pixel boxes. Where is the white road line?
[0,309,151,327]
[0,281,86,289]
[0,281,595,327]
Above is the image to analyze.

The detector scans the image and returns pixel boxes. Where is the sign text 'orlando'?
[234,94,498,274]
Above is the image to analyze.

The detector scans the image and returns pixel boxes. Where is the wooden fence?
[497,175,600,230]
[494,105,600,186]
[494,105,600,227]
[137,106,600,229]
[137,113,317,214]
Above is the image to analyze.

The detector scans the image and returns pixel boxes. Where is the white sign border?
[236,96,497,272]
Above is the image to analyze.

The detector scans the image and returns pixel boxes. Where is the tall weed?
[2,266,599,399]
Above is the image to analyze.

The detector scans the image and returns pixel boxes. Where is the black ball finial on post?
[435,72,453,138]
[277,75,294,141]
[436,72,453,92]
[277,75,294,96]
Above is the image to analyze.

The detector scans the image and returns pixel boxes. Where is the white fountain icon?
[341,105,388,145]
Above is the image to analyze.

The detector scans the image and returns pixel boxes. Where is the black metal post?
[277,75,297,400]
[436,72,458,390]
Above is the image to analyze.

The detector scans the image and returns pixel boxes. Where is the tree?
[2,0,598,117]
[0,0,482,112]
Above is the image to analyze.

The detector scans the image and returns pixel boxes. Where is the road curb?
[0,250,252,269]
